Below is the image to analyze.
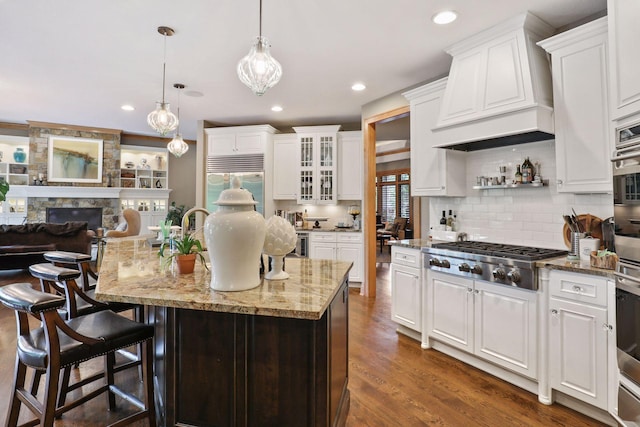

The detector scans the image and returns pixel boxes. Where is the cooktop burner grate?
[431,241,566,261]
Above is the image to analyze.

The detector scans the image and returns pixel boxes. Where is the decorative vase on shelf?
[204,176,266,291]
[13,148,26,163]
[263,216,297,280]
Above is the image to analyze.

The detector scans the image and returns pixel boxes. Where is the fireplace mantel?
[7,186,171,199]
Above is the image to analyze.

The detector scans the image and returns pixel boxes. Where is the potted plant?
[0,181,9,202]
[159,233,208,274]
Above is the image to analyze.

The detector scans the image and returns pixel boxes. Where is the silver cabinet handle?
[557,179,563,185]
[572,285,583,293]
[603,323,613,332]
[551,309,558,315]
[467,288,473,293]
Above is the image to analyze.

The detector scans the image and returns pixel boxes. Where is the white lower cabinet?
[390,247,422,332]
[548,270,613,411]
[428,270,537,379]
[309,232,363,283]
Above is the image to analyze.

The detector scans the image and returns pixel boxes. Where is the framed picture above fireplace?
[48,136,103,183]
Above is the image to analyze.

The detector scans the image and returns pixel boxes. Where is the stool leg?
[6,357,26,427]
[105,352,116,410]
[30,369,42,396]
[57,366,71,408]
[42,362,61,426]
[142,339,156,426]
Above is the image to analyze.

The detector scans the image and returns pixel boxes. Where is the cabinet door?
[608,0,640,120]
[429,271,473,352]
[329,281,349,424]
[310,243,336,260]
[272,137,298,200]
[316,133,337,204]
[207,133,237,156]
[542,20,612,193]
[404,79,466,197]
[337,132,362,200]
[391,264,421,332]
[549,297,608,410]
[235,133,264,155]
[337,243,362,283]
[474,281,537,379]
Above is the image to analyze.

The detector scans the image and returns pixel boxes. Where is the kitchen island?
[95,237,352,427]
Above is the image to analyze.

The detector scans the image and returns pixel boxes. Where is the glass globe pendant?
[167,83,189,158]
[147,26,179,136]
[148,101,178,136]
[237,36,282,96]
[167,133,189,157]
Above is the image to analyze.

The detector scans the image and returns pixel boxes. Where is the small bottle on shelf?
[439,211,447,226]
[452,214,457,232]
[515,165,523,184]
[446,210,453,228]
[303,209,309,230]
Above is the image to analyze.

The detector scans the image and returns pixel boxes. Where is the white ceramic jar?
[204,177,266,291]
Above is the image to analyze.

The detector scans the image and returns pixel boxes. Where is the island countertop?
[95,238,353,320]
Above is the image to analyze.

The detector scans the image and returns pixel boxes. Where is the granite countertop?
[388,239,432,250]
[295,228,361,233]
[95,238,353,320]
[536,256,616,279]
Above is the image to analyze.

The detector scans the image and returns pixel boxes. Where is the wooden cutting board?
[562,214,603,248]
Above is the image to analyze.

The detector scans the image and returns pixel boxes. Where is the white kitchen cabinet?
[402,78,466,197]
[0,196,27,224]
[539,18,612,193]
[608,0,640,120]
[548,270,613,410]
[428,270,538,379]
[119,190,170,232]
[271,134,298,200]
[337,131,362,200]
[309,231,363,283]
[390,246,422,333]
[293,125,340,205]
[205,125,276,156]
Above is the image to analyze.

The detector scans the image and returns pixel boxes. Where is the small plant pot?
[176,253,196,274]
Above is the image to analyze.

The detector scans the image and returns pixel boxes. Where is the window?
[376,169,411,224]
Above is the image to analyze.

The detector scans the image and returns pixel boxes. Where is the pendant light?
[167,83,189,158]
[147,26,179,136]
[237,0,282,96]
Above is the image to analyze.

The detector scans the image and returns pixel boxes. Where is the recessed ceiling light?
[432,10,457,25]
[121,105,135,111]
[351,83,366,91]
[271,105,283,112]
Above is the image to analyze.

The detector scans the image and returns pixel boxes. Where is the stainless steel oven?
[615,261,640,425]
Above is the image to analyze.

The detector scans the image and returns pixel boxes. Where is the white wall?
[429,140,613,250]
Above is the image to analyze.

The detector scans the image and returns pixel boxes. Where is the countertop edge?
[535,256,616,279]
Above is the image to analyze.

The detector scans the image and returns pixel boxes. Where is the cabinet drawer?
[337,232,362,244]
[391,247,422,269]
[548,270,608,306]
[310,232,337,243]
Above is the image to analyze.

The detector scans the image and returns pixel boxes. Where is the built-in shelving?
[120,146,168,189]
[0,135,29,186]
[472,180,548,190]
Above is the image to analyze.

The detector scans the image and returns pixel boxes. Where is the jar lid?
[214,176,258,206]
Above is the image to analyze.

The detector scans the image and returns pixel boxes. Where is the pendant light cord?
[161,33,167,103]
[259,0,262,37]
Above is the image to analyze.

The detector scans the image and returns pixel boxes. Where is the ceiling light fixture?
[147,26,179,136]
[351,83,366,91]
[237,0,282,96]
[432,10,458,25]
[121,105,135,111]
[271,105,283,112]
[167,83,189,158]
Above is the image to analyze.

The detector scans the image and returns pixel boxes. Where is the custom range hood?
[432,12,556,151]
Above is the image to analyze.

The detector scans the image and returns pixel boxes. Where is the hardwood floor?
[0,266,607,426]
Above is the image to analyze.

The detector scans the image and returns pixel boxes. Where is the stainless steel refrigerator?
[206,172,264,215]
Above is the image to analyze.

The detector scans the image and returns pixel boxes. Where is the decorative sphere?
[263,216,297,256]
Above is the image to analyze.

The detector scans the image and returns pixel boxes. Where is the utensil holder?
[569,232,585,258]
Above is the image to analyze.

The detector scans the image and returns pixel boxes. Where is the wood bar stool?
[43,250,97,292]
[0,282,155,427]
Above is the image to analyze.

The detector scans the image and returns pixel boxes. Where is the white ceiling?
[0,0,606,141]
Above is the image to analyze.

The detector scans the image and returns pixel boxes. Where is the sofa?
[0,222,94,270]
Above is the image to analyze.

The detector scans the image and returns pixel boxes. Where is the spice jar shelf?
[472,180,548,190]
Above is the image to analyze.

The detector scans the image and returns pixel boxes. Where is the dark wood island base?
[149,279,349,426]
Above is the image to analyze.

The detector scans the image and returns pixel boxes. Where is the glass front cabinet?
[294,125,340,205]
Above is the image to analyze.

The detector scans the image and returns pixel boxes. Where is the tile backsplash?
[429,140,613,250]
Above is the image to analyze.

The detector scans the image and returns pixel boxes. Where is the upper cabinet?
[403,78,466,197]
[205,125,276,157]
[337,131,362,200]
[272,134,298,200]
[293,125,340,205]
[120,145,169,189]
[608,0,640,121]
[539,17,612,193]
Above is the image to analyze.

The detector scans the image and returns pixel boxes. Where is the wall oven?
[613,119,640,425]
